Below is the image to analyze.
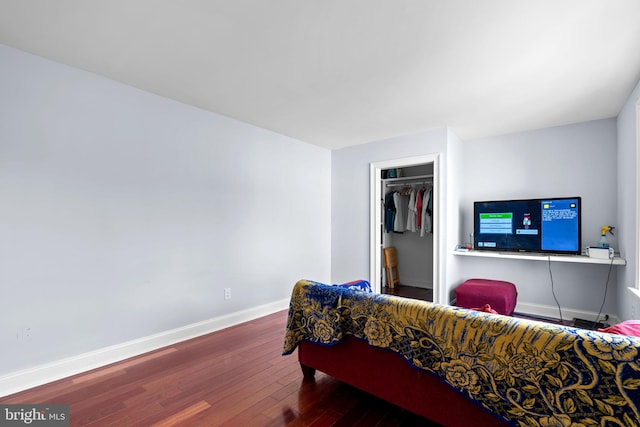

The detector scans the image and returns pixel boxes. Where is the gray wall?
[444,129,464,302]
[0,45,332,376]
[458,119,620,318]
[331,129,448,284]
[2,41,639,383]
[616,78,640,320]
[331,116,627,319]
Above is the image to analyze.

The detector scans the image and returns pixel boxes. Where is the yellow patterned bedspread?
[283,280,640,427]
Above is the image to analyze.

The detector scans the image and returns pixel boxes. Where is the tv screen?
[473,197,581,255]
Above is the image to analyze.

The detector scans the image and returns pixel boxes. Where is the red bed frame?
[298,336,510,427]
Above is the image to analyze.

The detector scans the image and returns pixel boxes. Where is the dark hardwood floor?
[382,284,432,302]
[1,310,438,427]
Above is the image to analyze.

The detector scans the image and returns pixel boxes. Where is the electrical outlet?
[224,288,232,300]
[16,327,32,343]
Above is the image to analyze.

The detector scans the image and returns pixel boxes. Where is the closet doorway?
[369,154,441,304]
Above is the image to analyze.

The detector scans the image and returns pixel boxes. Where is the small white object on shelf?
[586,246,614,259]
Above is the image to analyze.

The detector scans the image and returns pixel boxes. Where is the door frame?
[369,153,441,303]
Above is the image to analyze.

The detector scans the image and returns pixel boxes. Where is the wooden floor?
[382,284,432,302]
[1,309,437,427]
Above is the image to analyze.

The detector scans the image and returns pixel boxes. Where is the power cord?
[592,254,615,329]
[548,256,564,324]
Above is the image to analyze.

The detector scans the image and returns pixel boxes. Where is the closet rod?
[385,179,432,188]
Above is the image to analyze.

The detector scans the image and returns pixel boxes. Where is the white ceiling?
[1,1,640,149]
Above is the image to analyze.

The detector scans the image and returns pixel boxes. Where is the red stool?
[455,278,518,316]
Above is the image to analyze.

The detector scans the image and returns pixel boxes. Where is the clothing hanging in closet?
[420,186,433,237]
[384,184,432,235]
[406,188,417,232]
[384,191,396,233]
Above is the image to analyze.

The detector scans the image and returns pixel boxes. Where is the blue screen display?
[474,197,581,254]
[540,198,580,252]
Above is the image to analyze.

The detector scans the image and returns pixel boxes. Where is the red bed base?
[298,336,509,427]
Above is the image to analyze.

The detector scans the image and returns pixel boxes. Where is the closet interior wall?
[382,163,434,292]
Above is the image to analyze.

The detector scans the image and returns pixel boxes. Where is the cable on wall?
[548,255,565,324]
[592,255,615,329]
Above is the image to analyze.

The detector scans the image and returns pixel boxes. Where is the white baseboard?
[399,276,432,288]
[0,298,290,398]
[515,301,620,325]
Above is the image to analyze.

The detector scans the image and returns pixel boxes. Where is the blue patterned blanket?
[283,280,640,427]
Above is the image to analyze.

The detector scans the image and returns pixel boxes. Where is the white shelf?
[382,174,432,183]
[453,250,626,265]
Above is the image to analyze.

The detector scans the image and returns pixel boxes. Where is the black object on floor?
[572,317,606,330]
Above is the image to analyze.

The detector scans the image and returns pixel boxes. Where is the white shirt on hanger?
[393,192,407,232]
[406,188,417,232]
[420,188,429,237]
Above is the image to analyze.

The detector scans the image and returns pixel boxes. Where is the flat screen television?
[473,197,581,255]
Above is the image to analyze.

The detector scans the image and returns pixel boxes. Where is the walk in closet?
[381,163,434,299]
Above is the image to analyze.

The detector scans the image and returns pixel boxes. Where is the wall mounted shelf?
[453,250,626,265]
